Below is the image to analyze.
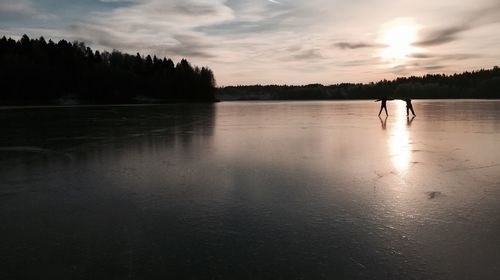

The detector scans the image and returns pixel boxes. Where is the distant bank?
[0,35,216,105]
[217,67,500,101]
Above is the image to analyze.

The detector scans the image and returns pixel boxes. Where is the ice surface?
[1,100,500,279]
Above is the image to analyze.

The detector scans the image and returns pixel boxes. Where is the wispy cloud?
[388,52,481,76]
[337,58,384,67]
[414,25,468,47]
[292,48,323,60]
[98,0,132,2]
[408,53,480,61]
[65,0,234,59]
[158,34,215,58]
[0,0,57,21]
[414,1,500,47]
[333,42,381,50]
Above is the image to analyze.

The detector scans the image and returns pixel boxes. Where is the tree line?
[0,35,216,105]
[218,67,500,100]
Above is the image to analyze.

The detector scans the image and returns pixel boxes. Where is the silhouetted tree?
[0,35,217,105]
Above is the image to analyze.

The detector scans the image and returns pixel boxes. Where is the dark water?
[1,100,500,279]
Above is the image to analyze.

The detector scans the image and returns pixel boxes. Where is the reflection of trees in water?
[0,104,216,166]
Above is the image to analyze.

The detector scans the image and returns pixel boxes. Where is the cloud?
[337,58,383,67]
[333,42,379,50]
[0,1,35,16]
[388,63,419,76]
[413,25,469,47]
[414,1,500,47]
[388,55,477,76]
[390,51,482,76]
[158,34,215,58]
[408,53,433,59]
[292,48,323,60]
[423,65,445,71]
[0,0,57,21]
[64,0,234,59]
[409,53,480,61]
[98,0,132,2]
[173,2,220,16]
[394,63,445,74]
[196,1,295,36]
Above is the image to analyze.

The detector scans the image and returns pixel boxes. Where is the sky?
[1,0,500,86]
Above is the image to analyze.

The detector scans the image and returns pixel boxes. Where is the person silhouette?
[403,98,416,116]
[375,96,393,116]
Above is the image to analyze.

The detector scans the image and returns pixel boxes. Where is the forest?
[218,67,500,100]
[0,35,217,105]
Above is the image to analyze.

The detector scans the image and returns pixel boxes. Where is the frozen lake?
[1,100,500,279]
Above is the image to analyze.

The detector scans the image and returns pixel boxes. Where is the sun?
[378,18,421,62]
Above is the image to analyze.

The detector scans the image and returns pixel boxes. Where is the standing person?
[375,96,392,116]
[404,98,416,116]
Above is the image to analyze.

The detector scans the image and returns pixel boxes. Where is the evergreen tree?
[0,35,217,105]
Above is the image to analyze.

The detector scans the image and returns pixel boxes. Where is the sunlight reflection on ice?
[389,101,411,173]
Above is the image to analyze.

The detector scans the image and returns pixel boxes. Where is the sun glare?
[379,18,420,62]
